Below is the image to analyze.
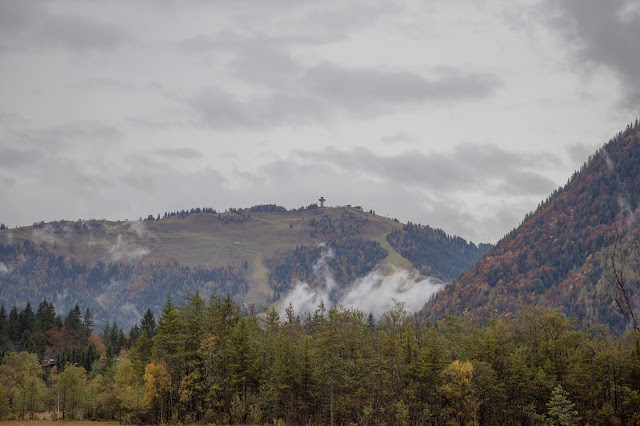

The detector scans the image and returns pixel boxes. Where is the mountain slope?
[425,121,640,332]
[0,205,488,329]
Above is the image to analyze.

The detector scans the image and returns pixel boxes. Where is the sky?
[1,0,639,244]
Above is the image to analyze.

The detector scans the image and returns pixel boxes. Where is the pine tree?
[154,295,185,418]
[141,308,157,339]
[546,385,580,426]
[82,308,94,339]
[8,307,20,345]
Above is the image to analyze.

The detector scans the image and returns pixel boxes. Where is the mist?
[280,247,443,317]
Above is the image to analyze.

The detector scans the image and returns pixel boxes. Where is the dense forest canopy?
[0,241,247,329]
[387,222,492,282]
[1,295,639,425]
[428,121,640,332]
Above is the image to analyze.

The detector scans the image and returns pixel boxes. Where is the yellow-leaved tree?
[144,360,171,424]
[439,359,479,425]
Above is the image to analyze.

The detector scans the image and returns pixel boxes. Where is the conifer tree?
[546,385,580,426]
[82,308,94,339]
[154,295,185,418]
[141,308,157,339]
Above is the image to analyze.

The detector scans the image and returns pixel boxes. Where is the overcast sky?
[1,0,639,243]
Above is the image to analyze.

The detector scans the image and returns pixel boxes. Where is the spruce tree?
[82,308,94,339]
[546,385,580,426]
[140,308,157,338]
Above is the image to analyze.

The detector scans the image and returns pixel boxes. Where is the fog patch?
[281,247,443,317]
[96,279,126,310]
[108,235,149,261]
[127,220,154,239]
[281,246,338,314]
[0,262,10,274]
[32,225,57,245]
[602,149,615,173]
[52,288,76,317]
[341,268,443,315]
[119,302,142,327]
[31,223,73,245]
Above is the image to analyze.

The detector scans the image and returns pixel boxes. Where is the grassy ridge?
[1,207,407,301]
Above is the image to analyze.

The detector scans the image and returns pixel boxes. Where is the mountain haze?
[426,121,640,332]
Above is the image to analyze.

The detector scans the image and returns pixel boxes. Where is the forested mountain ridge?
[426,121,640,332]
[388,222,492,282]
[0,205,488,329]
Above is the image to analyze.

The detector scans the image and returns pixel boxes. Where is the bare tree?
[607,219,640,331]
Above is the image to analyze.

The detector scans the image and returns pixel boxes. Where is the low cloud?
[281,246,443,317]
[119,302,142,327]
[126,220,154,239]
[32,225,59,245]
[567,142,602,164]
[96,279,125,311]
[108,234,150,262]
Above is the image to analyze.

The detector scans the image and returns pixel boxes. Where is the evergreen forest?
[1,293,640,425]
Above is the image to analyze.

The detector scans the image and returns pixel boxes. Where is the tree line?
[1,293,640,425]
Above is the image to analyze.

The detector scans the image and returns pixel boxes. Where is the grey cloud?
[0,112,31,126]
[188,63,500,129]
[231,44,301,86]
[567,142,601,164]
[0,148,42,168]
[178,31,334,53]
[177,1,396,54]
[78,78,136,92]
[126,117,187,131]
[17,122,123,150]
[154,148,202,159]
[380,132,412,144]
[549,0,640,106]
[189,87,326,129]
[0,1,44,33]
[179,32,306,87]
[0,1,125,51]
[304,63,501,108]
[295,144,559,196]
[35,15,124,50]
[496,171,557,196]
[125,154,169,172]
[285,1,405,45]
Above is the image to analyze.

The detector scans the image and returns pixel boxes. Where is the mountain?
[0,204,488,329]
[425,120,640,332]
